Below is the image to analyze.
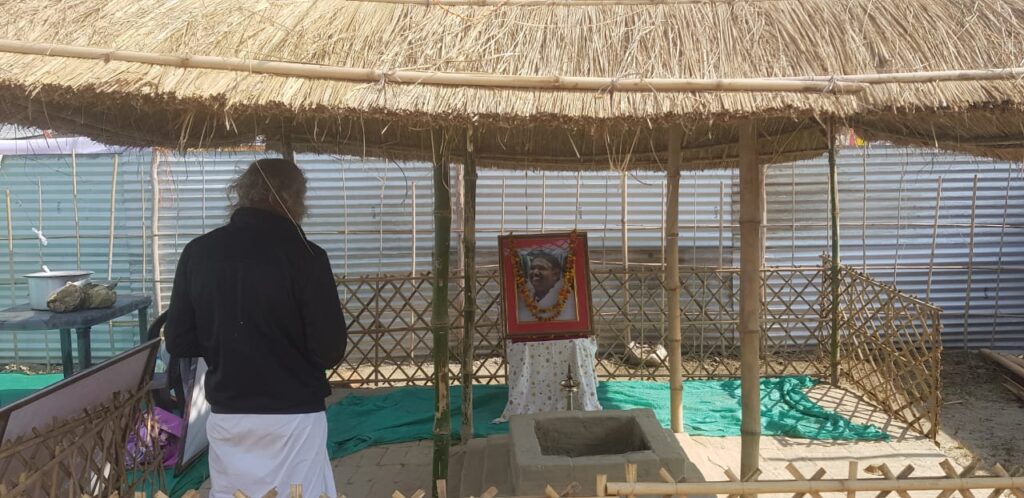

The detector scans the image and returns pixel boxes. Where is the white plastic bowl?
[24,271,94,311]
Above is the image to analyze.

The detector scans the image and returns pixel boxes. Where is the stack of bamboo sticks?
[980,349,1024,402]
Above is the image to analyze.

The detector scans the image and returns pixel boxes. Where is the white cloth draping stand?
[207,412,336,498]
[494,337,602,423]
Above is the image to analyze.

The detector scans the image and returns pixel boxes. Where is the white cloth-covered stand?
[494,337,602,423]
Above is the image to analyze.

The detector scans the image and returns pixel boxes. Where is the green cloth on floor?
[0,372,63,406]
[167,377,887,497]
[326,376,887,459]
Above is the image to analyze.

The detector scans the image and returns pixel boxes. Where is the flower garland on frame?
[512,231,578,322]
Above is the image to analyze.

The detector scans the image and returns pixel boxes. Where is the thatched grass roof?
[0,0,1022,169]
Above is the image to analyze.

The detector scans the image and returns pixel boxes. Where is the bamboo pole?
[36,177,50,366]
[963,175,979,350]
[36,178,43,266]
[979,349,1024,382]
[107,155,119,280]
[828,125,841,385]
[346,0,831,5]
[989,167,1013,347]
[606,476,1024,496]
[282,134,296,162]
[460,127,478,444]
[5,190,12,307]
[150,149,163,312]
[860,148,867,271]
[71,151,81,269]
[738,121,763,482]
[411,180,418,351]
[5,189,16,365]
[665,123,683,434]
[621,171,632,347]
[430,128,452,498]
[541,172,547,232]
[0,39,867,95]
[925,178,943,301]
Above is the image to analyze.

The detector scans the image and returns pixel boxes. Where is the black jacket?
[164,207,348,414]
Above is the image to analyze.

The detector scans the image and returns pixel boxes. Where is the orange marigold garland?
[512,231,578,322]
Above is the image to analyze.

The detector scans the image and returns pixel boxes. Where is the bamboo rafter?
[0,39,867,95]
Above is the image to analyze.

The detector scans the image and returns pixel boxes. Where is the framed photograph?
[498,231,593,342]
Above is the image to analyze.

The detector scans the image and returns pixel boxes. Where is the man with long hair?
[164,158,347,497]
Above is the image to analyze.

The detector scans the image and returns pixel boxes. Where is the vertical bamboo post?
[430,128,453,498]
[541,172,547,232]
[621,171,632,346]
[460,127,478,444]
[963,174,979,350]
[107,156,119,280]
[738,121,763,482]
[5,190,14,307]
[342,166,350,277]
[500,179,506,233]
[5,188,17,365]
[413,181,418,276]
[575,171,583,228]
[411,181,419,351]
[718,182,725,267]
[925,178,943,301]
[282,134,295,162]
[665,123,683,433]
[828,125,841,385]
[36,178,43,266]
[72,151,81,269]
[150,149,163,312]
[990,168,1012,346]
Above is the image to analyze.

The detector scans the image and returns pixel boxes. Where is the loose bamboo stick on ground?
[980,349,1024,382]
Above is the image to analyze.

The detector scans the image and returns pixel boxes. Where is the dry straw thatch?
[0,0,1023,168]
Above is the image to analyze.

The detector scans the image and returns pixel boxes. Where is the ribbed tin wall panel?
[1,144,1021,366]
[764,146,1024,351]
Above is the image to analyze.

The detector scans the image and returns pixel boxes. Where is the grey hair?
[528,250,563,272]
[227,158,308,221]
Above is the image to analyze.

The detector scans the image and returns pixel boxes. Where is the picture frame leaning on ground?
[498,231,594,343]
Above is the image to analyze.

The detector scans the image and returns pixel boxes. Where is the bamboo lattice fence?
[823,257,944,439]
[122,459,1023,498]
[329,265,831,387]
[330,259,943,440]
[0,387,160,498]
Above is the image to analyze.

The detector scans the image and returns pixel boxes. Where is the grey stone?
[508,409,702,497]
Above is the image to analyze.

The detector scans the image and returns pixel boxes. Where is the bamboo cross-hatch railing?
[70,459,1023,498]
[822,256,944,439]
[328,265,833,387]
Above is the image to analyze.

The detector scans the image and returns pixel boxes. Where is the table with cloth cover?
[494,337,602,423]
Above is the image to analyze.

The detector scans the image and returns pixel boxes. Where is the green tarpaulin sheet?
[165,376,887,496]
[0,372,62,407]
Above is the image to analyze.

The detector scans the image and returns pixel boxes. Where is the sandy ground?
[935,351,1024,472]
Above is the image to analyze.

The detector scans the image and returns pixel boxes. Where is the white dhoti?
[207,412,336,498]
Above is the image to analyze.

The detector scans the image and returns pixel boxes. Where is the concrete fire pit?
[508,409,700,496]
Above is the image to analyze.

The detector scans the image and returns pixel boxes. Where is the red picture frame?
[498,231,594,343]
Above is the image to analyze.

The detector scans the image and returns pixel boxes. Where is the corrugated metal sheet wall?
[1,144,1021,365]
[764,147,1024,351]
[0,152,153,364]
